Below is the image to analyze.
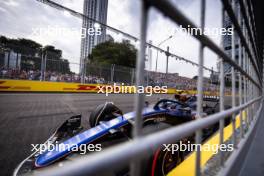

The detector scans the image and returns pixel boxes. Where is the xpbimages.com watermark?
[31,142,102,155]
[97,83,168,96]
[173,25,233,37]
[30,25,102,38]
[163,141,234,154]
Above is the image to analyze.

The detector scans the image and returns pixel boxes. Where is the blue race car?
[14,97,227,176]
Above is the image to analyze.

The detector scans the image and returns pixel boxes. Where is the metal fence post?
[195,0,205,175]
[131,68,134,85]
[242,19,248,129]
[219,7,225,167]
[43,50,47,81]
[166,46,169,74]
[133,0,148,137]
[231,0,236,148]
[80,57,85,84]
[131,0,149,175]
[246,52,249,126]
[111,64,115,83]
[238,6,243,138]
[40,49,44,81]
[219,58,225,166]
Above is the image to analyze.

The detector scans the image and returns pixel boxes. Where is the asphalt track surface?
[0,93,233,176]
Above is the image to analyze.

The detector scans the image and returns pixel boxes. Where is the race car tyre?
[140,122,183,176]
[89,102,123,127]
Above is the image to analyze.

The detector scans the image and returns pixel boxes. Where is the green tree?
[44,45,68,73]
[89,40,137,68]
[0,35,71,73]
[0,36,42,55]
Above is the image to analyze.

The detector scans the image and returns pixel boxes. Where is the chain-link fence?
[0,45,80,82]
[0,43,225,95]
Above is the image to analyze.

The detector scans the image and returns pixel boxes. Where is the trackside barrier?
[33,0,263,176]
[0,79,99,93]
[0,79,224,95]
[168,111,247,176]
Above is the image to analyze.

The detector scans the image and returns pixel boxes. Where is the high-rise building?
[146,40,153,71]
[216,0,241,83]
[80,0,108,74]
[221,0,240,75]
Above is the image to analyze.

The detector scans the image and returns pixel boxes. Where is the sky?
[0,0,223,78]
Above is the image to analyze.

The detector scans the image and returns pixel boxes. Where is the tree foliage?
[89,40,137,68]
[0,35,70,73]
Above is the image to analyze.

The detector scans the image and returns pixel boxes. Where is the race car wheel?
[89,102,123,127]
[140,122,183,176]
[149,144,182,176]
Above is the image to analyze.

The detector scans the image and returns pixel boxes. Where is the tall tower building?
[222,0,240,75]
[80,0,108,74]
[146,40,153,71]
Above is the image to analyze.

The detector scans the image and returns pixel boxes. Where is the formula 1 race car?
[14,96,230,176]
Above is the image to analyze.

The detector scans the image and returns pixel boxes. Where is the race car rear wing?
[203,95,219,102]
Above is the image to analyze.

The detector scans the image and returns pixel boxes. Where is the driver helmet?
[179,93,188,102]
